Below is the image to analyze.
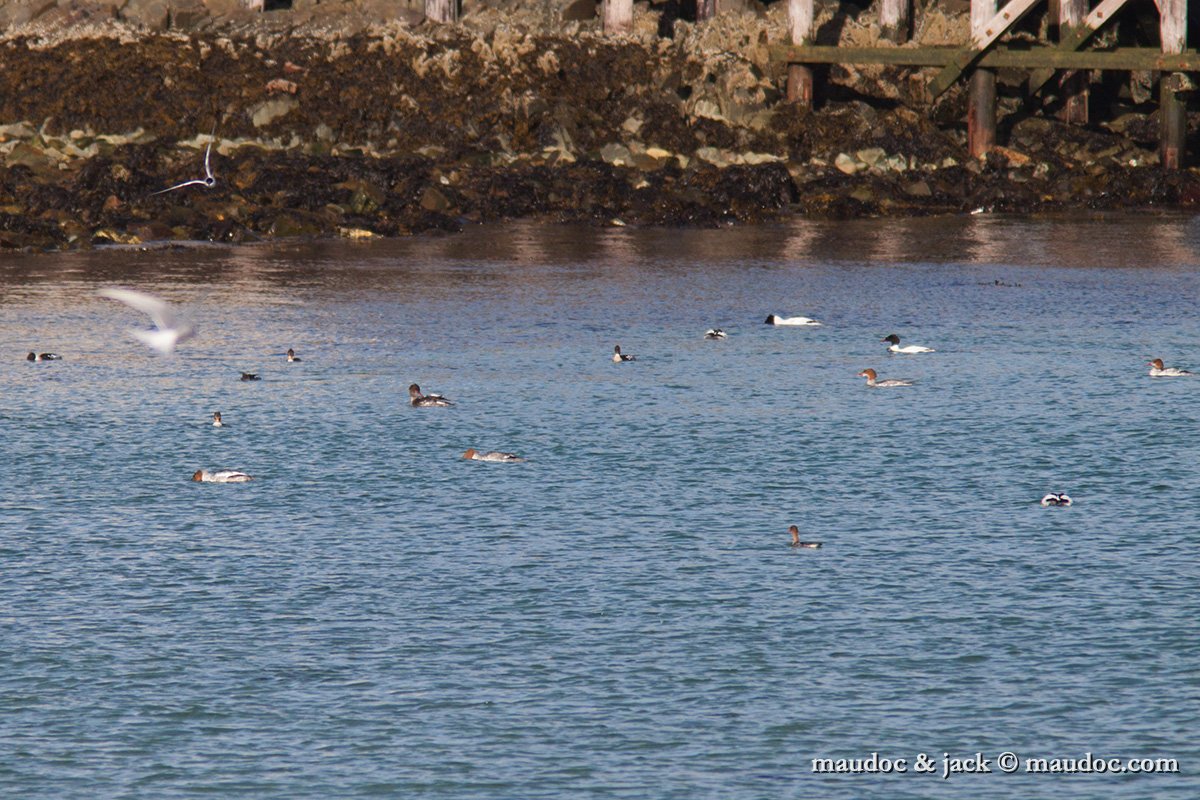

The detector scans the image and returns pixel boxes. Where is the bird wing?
[97,287,180,331]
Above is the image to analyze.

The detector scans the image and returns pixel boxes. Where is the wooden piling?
[1159,0,1187,168]
[786,0,814,107]
[696,0,718,23]
[425,0,457,23]
[880,0,910,43]
[602,0,632,34]
[968,0,997,157]
[1058,0,1088,124]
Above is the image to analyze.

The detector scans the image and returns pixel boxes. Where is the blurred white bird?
[97,287,197,354]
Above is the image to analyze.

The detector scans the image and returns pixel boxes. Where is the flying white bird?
[97,287,197,354]
[152,140,216,195]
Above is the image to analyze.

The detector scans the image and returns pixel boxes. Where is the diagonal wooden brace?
[928,0,1042,98]
[1027,0,1133,96]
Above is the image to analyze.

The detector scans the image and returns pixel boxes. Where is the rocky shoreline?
[2,1,1198,250]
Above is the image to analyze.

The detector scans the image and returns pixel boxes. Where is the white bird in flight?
[97,287,197,354]
[152,140,216,195]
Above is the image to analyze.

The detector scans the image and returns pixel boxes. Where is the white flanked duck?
[764,314,821,326]
[704,328,727,340]
[192,469,253,483]
[857,368,912,388]
[286,348,301,363]
[463,448,526,463]
[612,345,636,362]
[788,525,822,549]
[409,383,453,407]
[882,334,934,354]
[1040,492,1072,507]
[26,352,62,361]
[212,411,224,427]
[1147,358,1192,377]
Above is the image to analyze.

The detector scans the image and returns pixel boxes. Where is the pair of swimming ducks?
[239,349,301,381]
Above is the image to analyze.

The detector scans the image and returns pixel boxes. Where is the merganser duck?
[1147,358,1192,377]
[765,314,820,326]
[286,348,301,362]
[26,352,62,361]
[212,411,224,427]
[97,287,196,354]
[612,345,636,362]
[857,368,912,387]
[788,525,822,549]
[240,372,260,381]
[463,448,526,463]
[882,334,934,354]
[192,469,253,483]
[410,383,453,407]
[1040,492,1072,507]
[704,328,727,340]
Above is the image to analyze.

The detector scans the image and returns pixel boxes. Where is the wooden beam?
[786,0,814,107]
[1027,0,1133,96]
[969,0,997,158]
[1160,0,1187,168]
[768,44,1200,71]
[880,0,911,43]
[602,0,632,33]
[928,0,1041,98]
[1058,0,1088,124]
[425,0,457,23]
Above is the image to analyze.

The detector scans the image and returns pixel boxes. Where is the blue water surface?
[2,214,1198,799]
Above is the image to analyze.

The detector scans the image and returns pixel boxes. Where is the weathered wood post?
[603,0,633,33]
[1159,0,1187,168]
[426,0,458,23]
[696,0,718,23]
[786,0,814,106]
[880,0,910,43]
[968,0,997,158]
[1058,0,1088,123]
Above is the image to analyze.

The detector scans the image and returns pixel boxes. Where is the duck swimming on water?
[612,345,636,362]
[882,334,934,354]
[1147,358,1192,377]
[286,348,301,363]
[764,314,820,327]
[704,328,727,340]
[788,525,822,548]
[212,411,224,427]
[26,352,62,362]
[410,383,453,407]
[463,448,526,462]
[192,469,253,483]
[1040,493,1072,507]
[857,368,912,388]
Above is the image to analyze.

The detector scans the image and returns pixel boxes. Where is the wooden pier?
[774,0,1192,167]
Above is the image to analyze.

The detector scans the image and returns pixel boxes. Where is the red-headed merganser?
[97,287,196,354]
[612,345,636,362]
[765,314,820,326]
[788,525,822,548]
[882,334,934,354]
[192,469,253,483]
[704,328,727,340]
[857,368,912,387]
[1147,358,1192,377]
[286,348,301,362]
[212,411,224,427]
[1040,492,1072,507]
[410,383,453,407]
[26,352,62,361]
[240,372,260,381]
[463,448,526,463]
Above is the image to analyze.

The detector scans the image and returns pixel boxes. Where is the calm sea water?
[2,215,1198,799]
